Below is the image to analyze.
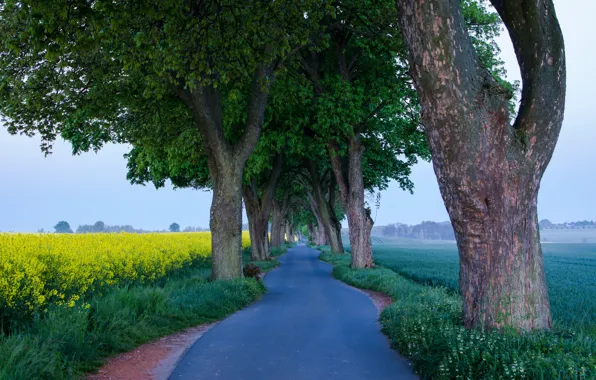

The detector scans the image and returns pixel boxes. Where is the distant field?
[540,227,596,243]
[371,238,596,334]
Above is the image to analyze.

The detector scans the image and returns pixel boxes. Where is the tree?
[169,223,180,233]
[304,159,345,253]
[539,219,554,230]
[92,221,105,233]
[54,221,72,234]
[294,0,429,267]
[242,154,283,261]
[395,0,565,330]
[0,0,327,280]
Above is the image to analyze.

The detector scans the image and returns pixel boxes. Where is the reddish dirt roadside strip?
[85,270,277,380]
[361,289,393,315]
[87,322,217,380]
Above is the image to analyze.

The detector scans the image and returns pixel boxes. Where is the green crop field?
[372,238,596,334]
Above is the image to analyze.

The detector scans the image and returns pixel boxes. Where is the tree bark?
[244,205,270,261]
[271,195,289,248]
[307,190,329,246]
[209,162,245,280]
[395,0,565,330]
[329,137,374,268]
[305,160,344,253]
[270,200,284,249]
[307,223,315,243]
[177,63,276,280]
[242,155,283,261]
[284,223,292,244]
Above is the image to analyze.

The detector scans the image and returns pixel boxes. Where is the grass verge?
[240,243,293,273]
[270,243,293,258]
[0,262,267,379]
[319,251,595,379]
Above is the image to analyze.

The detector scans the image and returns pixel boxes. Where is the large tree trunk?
[307,191,328,246]
[210,164,245,280]
[395,0,565,330]
[270,201,284,249]
[307,223,315,243]
[245,208,269,261]
[305,160,344,253]
[242,156,283,261]
[329,137,374,268]
[243,195,270,261]
[284,223,292,244]
[177,63,276,280]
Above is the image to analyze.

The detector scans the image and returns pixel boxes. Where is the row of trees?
[378,219,596,240]
[53,221,186,233]
[1,0,566,332]
[380,221,455,240]
[539,219,596,229]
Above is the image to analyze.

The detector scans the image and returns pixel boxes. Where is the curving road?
[169,244,416,380]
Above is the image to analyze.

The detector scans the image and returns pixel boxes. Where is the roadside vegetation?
[0,232,248,329]
[242,243,293,273]
[0,233,283,379]
[319,249,595,379]
[372,241,596,334]
[0,0,576,378]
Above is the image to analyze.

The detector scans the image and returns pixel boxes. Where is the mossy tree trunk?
[395,0,565,330]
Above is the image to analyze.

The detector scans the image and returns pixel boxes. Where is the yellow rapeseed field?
[0,232,250,318]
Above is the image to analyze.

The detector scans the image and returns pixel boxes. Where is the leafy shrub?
[243,263,261,278]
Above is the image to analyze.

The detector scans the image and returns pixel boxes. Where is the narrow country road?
[169,244,415,380]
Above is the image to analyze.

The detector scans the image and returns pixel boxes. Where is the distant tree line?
[379,221,455,240]
[378,219,596,240]
[76,221,139,234]
[51,221,210,234]
[539,219,596,229]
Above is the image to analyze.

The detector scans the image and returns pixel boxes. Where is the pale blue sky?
[1,0,594,232]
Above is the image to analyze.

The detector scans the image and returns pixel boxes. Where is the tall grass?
[0,261,265,379]
[0,238,285,380]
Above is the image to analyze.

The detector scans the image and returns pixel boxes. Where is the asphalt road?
[169,244,416,380]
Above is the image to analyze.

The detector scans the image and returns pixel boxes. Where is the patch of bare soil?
[361,289,393,315]
[87,322,216,380]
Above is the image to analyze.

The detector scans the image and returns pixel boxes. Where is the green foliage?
[461,0,520,112]
[0,0,329,181]
[319,252,596,379]
[169,223,180,233]
[281,0,429,194]
[53,221,72,234]
[0,266,265,379]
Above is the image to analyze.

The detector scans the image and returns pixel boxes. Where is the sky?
[1,0,594,232]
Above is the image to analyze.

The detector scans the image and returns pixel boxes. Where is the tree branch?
[328,142,349,206]
[489,0,566,156]
[236,61,276,163]
[261,154,284,210]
